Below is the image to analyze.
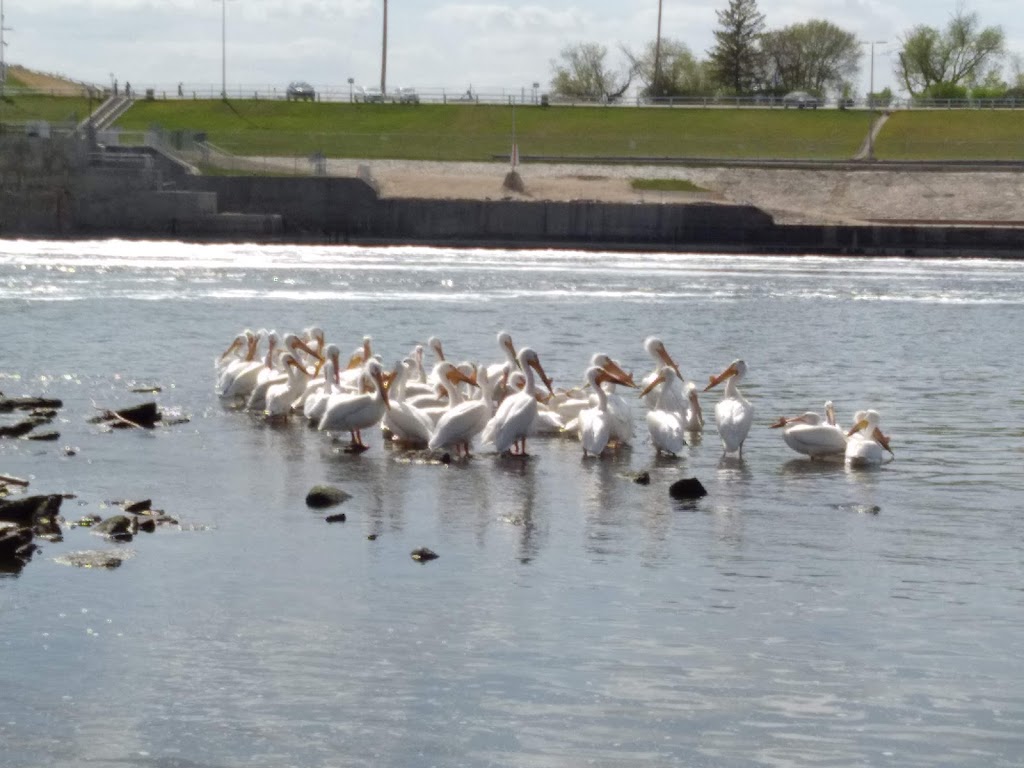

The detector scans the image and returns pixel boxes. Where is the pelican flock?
[215,327,895,467]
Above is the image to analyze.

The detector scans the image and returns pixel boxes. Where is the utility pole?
[861,40,886,160]
[653,0,663,98]
[380,0,388,95]
[220,0,226,99]
[0,0,12,100]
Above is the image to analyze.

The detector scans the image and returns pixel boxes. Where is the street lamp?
[653,0,663,98]
[380,0,388,95]
[861,40,886,160]
[348,77,354,103]
[216,0,237,99]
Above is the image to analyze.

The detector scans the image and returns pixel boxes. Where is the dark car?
[286,81,316,102]
[783,90,820,109]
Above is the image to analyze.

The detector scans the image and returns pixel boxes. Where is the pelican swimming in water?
[263,354,309,419]
[480,347,554,455]
[845,409,894,468]
[770,401,846,459]
[318,359,391,450]
[704,359,754,457]
[640,366,687,456]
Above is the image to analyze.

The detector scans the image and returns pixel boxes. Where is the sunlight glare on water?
[1,239,1023,768]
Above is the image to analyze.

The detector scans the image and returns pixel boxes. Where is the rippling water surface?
[1,240,1023,768]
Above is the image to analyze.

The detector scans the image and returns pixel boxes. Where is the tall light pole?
[861,40,886,160]
[220,0,227,99]
[0,0,12,100]
[380,0,388,95]
[653,0,663,98]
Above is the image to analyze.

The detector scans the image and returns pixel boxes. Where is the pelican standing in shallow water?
[578,365,637,457]
[318,359,391,450]
[480,347,554,455]
[640,337,686,412]
[770,401,846,459]
[845,409,894,468]
[640,366,687,456]
[704,359,754,458]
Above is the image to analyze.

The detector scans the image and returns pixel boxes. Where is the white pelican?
[592,353,635,447]
[704,359,754,457]
[303,358,339,424]
[247,332,322,411]
[504,370,564,435]
[640,337,686,412]
[217,330,263,400]
[264,354,309,419]
[480,347,554,455]
[845,409,894,468]
[318,359,391,450]
[578,366,636,457]
[429,362,493,456]
[683,382,704,432]
[483,331,520,398]
[381,359,437,448]
[770,401,846,459]
[640,367,687,456]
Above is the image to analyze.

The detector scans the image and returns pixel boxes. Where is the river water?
[1,240,1022,768]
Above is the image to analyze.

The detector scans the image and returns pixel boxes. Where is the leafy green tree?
[896,8,1005,96]
[623,38,716,98]
[759,20,861,96]
[707,0,766,95]
[550,43,632,101]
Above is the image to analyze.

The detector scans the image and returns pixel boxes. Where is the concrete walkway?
[853,111,891,161]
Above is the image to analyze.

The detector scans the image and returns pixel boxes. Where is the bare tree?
[550,43,632,101]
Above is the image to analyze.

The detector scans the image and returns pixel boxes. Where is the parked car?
[286,81,316,101]
[355,86,385,103]
[392,86,420,104]
[782,91,820,109]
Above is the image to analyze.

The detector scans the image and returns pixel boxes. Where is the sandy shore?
[241,157,1024,227]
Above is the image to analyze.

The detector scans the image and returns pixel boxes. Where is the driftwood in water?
[0,396,64,412]
[90,401,162,429]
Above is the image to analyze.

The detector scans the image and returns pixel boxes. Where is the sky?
[5,0,1023,99]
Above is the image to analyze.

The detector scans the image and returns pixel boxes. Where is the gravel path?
[245,156,1024,226]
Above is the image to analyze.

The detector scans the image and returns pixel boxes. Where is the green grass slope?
[114,101,868,161]
[874,111,1024,161]
[0,94,95,124]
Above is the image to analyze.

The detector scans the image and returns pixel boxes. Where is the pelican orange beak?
[600,358,637,388]
[446,367,479,388]
[846,418,869,437]
[639,372,666,399]
[874,428,894,455]
[504,338,521,369]
[657,345,684,382]
[769,416,790,429]
[372,369,391,411]
[219,337,243,361]
[345,352,363,371]
[529,357,555,396]
[704,363,739,392]
[291,337,324,364]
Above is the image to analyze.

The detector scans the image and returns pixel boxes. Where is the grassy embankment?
[874,111,1024,161]
[114,100,869,161]
[0,93,94,124]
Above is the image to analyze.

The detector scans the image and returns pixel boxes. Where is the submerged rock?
[669,477,708,500]
[305,485,353,509]
[0,494,64,527]
[55,549,135,569]
[632,471,651,485]
[410,547,439,562]
[89,401,162,429]
[0,525,36,568]
[325,513,347,523]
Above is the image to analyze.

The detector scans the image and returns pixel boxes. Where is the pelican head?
[644,337,683,381]
[518,347,555,396]
[590,353,636,388]
[704,359,747,392]
[638,365,679,399]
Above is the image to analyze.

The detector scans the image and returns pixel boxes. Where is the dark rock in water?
[27,431,61,441]
[0,419,43,438]
[123,499,152,513]
[75,514,102,528]
[305,485,353,509]
[325,513,347,523]
[440,452,452,465]
[342,443,371,454]
[831,503,881,515]
[0,494,64,526]
[411,547,439,562]
[55,549,132,569]
[367,534,378,541]
[135,517,157,533]
[0,396,64,412]
[0,526,36,565]
[92,515,135,537]
[669,477,708,500]
[90,401,162,429]
[632,471,651,485]
[131,386,163,394]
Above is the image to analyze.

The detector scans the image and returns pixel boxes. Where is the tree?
[550,43,632,101]
[623,38,715,98]
[760,20,861,96]
[707,0,766,95]
[896,8,1005,96]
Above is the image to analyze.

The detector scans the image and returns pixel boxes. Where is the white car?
[392,87,420,104]
[355,86,385,103]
